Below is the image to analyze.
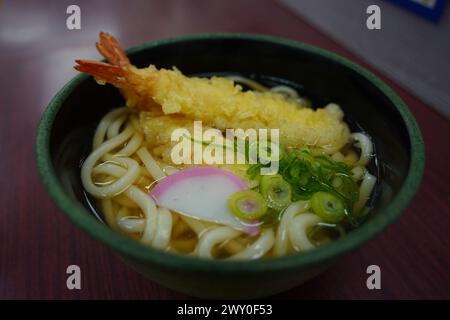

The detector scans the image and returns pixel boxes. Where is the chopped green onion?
[259,174,292,210]
[247,148,364,228]
[310,191,345,223]
[228,190,268,220]
[249,148,360,218]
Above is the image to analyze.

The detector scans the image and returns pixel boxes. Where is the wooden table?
[1,0,449,299]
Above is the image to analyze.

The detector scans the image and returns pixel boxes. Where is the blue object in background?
[387,0,447,22]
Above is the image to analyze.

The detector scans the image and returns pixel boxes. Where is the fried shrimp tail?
[74,60,127,85]
[95,32,131,67]
[75,32,351,153]
[74,32,132,85]
[75,32,160,109]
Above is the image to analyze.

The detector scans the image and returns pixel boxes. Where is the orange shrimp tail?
[74,60,127,85]
[96,32,131,67]
[74,32,131,85]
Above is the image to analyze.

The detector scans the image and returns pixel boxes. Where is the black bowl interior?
[50,36,410,229]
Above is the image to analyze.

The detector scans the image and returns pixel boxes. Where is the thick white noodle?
[118,216,145,233]
[137,147,166,180]
[93,108,128,149]
[107,114,128,139]
[116,206,130,220]
[125,185,159,245]
[288,213,322,251]
[152,207,173,250]
[81,125,140,198]
[197,226,241,258]
[354,172,377,213]
[229,229,275,260]
[270,85,299,99]
[179,215,210,237]
[92,162,127,177]
[352,132,373,167]
[90,135,171,249]
[100,198,116,230]
[273,201,310,256]
[116,132,143,157]
[83,157,139,198]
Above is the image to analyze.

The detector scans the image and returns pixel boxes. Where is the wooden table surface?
[1,0,449,299]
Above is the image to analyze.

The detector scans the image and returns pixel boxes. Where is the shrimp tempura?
[75,32,350,153]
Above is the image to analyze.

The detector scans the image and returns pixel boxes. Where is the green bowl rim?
[36,32,425,272]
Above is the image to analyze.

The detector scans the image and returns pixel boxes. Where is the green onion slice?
[310,191,345,223]
[259,174,292,210]
[228,190,268,220]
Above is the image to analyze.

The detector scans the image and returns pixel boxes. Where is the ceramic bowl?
[36,33,424,298]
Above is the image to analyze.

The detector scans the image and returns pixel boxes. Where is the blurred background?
[1,0,449,299]
[1,0,449,118]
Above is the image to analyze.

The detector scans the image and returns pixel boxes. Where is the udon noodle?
[77,32,376,260]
